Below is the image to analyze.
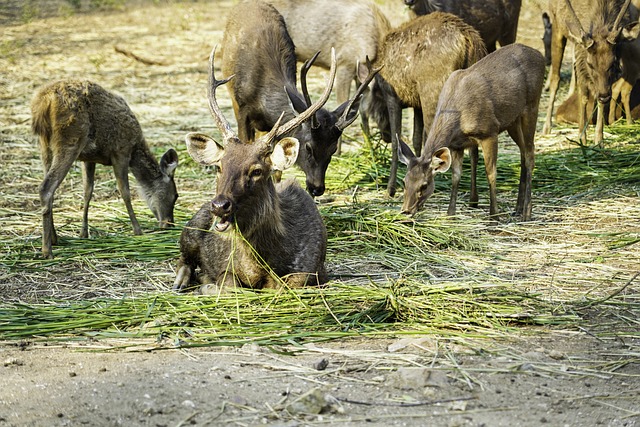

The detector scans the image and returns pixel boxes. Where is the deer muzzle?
[211,197,234,233]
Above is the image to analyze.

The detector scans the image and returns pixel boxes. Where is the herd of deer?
[29,0,640,293]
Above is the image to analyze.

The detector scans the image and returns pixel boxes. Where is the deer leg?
[577,90,589,145]
[543,34,567,135]
[447,149,464,216]
[595,101,605,146]
[112,162,142,235]
[609,78,624,124]
[39,139,83,258]
[80,161,96,238]
[412,108,424,156]
[334,67,352,155]
[386,96,403,197]
[469,145,479,208]
[479,137,499,218]
[508,117,535,221]
[621,81,633,125]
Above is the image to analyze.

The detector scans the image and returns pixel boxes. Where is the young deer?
[31,80,179,258]
[399,44,545,221]
[173,47,335,294]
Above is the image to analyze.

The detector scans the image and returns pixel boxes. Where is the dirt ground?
[1,0,639,426]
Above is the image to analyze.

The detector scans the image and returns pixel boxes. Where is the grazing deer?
[221,0,377,197]
[403,0,521,53]
[542,0,639,145]
[609,37,640,124]
[173,47,335,293]
[267,0,392,151]
[31,80,179,259]
[399,44,545,221]
[359,12,486,197]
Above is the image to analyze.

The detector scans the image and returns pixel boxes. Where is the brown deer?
[542,0,639,145]
[221,0,378,197]
[359,12,486,197]
[403,0,521,53]
[31,80,179,259]
[609,37,640,124]
[173,47,335,293]
[267,0,392,151]
[398,44,545,221]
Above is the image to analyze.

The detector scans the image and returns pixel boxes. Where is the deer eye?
[249,167,263,178]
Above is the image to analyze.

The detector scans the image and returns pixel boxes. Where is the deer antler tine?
[276,47,337,138]
[301,51,321,129]
[563,0,587,40]
[207,45,237,143]
[300,51,321,107]
[335,56,382,130]
[260,111,286,151]
[611,0,632,37]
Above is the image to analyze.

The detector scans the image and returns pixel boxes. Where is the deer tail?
[30,90,53,144]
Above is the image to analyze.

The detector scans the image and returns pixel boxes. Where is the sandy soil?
[0,0,638,426]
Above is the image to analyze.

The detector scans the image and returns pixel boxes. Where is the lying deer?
[173,47,335,293]
[399,44,545,221]
[31,80,179,259]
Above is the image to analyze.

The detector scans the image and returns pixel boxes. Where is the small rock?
[286,388,330,415]
[312,358,329,371]
[548,350,564,360]
[3,358,23,367]
[387,367,448,390]
[181,400,196,408]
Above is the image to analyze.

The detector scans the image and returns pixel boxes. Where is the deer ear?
[160,148,179,178]
[431,147,452,173]
[185,132,224,166]
[397,134,416,166]
[271,137,299,171]
[622,22,640,41]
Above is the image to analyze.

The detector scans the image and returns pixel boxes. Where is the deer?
[220,0,378,198]
[402,0,521,53]
[609,36,640,124]
[266,0,392,152]
[398,43,546,221]
[542,0,640,145]
[31,80,179,259]
[359,12,486,197]
[173,46,335,294]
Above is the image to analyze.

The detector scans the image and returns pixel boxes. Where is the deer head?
[185,46,336,232]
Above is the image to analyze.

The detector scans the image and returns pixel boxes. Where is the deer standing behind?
[31,80,179,259]
[173,47,333,293]
[609,36,640,124]
[221,0,377,197]
[542,0,640,145]
[399,44,545,221]
[267,0,391,152]
[360,12,486,197]
[402,0,521,53]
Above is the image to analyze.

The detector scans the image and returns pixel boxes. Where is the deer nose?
[211,197,233,217]
[598,94,612,104]
[308,184,325,197]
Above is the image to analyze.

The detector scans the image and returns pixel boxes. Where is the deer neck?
[129,141,162,200]
[234,181,285,245]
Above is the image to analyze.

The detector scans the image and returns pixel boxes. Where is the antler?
[609,0,632,42]
[563,0,588,41]
[335,56,382,131]
[300,51,321,129]
[273,47,338,139]
[207,46,237,144]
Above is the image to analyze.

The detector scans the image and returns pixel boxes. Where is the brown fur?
[221,0,365,197]
[362,12,486,197]
[31,80,179,259]
[399,44,545,221]
[542,0,639,145]
[405,0,521,53]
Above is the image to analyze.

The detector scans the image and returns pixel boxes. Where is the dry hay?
[0,1,638,365]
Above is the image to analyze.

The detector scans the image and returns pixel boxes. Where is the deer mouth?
[213,216,233,233]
